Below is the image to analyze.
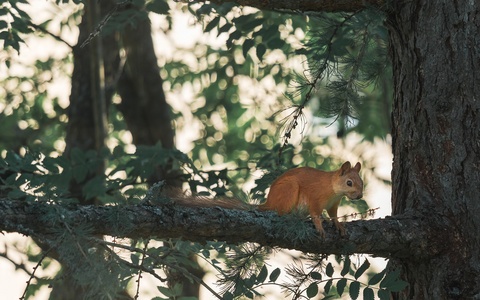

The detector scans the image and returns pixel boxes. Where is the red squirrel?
[262,161,363,237]
[170,161,363,237]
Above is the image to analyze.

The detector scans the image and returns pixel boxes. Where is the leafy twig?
[80,0,131,48]
[277,10,361,163]
[92,238,224,300]
[27,21,73,48]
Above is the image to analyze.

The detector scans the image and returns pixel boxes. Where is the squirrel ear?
[353,162,361,173]
[339,161,351,176]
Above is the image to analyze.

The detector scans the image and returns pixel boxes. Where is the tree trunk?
[116,13,202,296]
[388,1,480,299]
[52,1,125,298]
[116,15,181,187]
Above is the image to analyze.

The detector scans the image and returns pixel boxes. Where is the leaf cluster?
[0,0,33,53]
[273,254,407,300]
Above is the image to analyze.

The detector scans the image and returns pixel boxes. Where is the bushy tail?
[164,187,251,210]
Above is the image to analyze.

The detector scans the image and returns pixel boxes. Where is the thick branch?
[184,0,386,13]
[1,200,430,259]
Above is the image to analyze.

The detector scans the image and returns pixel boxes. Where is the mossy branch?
[0,199,433,259]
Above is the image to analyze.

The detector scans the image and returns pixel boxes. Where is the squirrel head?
[332,161,364,200]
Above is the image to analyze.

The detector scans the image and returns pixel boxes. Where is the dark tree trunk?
[64,0,121,204]
[116,13,202,296]
[116,16,181,187]
[52,1,126,299]
[388,1,480,299]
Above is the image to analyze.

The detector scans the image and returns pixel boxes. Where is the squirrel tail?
[164,187,251,210]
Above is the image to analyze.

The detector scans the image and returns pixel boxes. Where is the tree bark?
[388,1,480,299]
[116,14,181,187]
[0,199,432,258]
[65,0,121,204]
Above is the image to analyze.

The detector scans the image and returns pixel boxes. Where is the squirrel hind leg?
[262,179,299,215]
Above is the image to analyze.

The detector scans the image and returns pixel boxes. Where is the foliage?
[0,0,32,53]
[1,146,404,299]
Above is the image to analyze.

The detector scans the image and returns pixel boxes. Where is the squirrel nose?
[353,192,363,199]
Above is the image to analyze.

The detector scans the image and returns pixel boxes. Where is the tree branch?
[181,0,386,13]
[0,200,431,259]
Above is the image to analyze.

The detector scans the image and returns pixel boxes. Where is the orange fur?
[261,161,363,237]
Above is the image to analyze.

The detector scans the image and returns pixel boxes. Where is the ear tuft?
[353,162,361,173]
[339,161,351,176]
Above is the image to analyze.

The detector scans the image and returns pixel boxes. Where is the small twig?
[0,249,38,279]
[80,0,131,48]
[19,246,53,300]
[27,21,73,48]
[277,10,362,163]
[134,240,150,300]
[319,207,380,222]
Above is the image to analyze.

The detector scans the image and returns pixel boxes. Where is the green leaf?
[0,20,7,30]
[256,43,266,61]
[196,3,213,15]
[204,16,220,32]
[325,262,334,277]
[368,268,386,285]
[244,275,256,288]
[73,165,88,183]
[266,37,285,50]
[341,256,351,276]
[310,271,322,280]
[131,253,139,265]
[218,2,237,15]
[145,0,170,14]
[0,31,9,42]
[11,18,32,34]
[157,286,173,297]
[0,8,9,16]
[336,278,347,296]
[269,268,281,282]
[385,280,409,292]
[218,22,233,35]
[232,14,253,28]
[349,281,360,300]
[324,279,332,294]
[8,189,26,199]
[223,291,234,300]
[70,147,85,164]
[242,38,255,59]
[173,283,183,296]
[378,288,390,300]
[256,265,268,283]
[354,259,370,279]
[226,30,242,48]
[363,287,375,300]
[255,24,278,41]
[241,17,264,31]
[380,269,400,288]
[306,282,318,298]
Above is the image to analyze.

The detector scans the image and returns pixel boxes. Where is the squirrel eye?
[347,180,353,187]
